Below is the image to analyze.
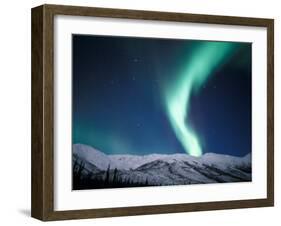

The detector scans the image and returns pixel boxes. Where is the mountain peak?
[73,143,252,188]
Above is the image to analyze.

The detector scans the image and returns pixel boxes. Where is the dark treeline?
[73,159,150,190]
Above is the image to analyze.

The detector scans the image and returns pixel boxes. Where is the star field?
[72,35,252,157]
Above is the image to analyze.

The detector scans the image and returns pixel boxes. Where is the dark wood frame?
[31,4,274,221]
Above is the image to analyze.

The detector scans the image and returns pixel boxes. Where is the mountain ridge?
[73,143,251,189]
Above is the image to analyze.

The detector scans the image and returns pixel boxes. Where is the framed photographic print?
[31,4,274,221]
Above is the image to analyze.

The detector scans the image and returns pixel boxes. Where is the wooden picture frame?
[31,4,274,221]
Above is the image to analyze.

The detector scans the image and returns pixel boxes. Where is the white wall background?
[0,0,279,225]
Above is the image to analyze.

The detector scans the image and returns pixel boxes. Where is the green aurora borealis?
[72,35,252,157]
[163,42,236,156]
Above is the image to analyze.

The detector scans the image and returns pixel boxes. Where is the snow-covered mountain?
[73,143,251,187]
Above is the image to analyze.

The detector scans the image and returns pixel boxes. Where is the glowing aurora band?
[164,42,236,157]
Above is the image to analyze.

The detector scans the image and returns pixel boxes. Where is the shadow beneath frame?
[18,209,30,217]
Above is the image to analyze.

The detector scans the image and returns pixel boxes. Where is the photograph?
[31,4,274,221]
[72,35,252,190]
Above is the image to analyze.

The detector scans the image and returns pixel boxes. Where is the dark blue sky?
[72,35,251,157]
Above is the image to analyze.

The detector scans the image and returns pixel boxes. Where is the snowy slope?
[73,143,251,186]
[74,144,199,170]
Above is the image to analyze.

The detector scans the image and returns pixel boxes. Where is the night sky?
[72,35,251,157]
